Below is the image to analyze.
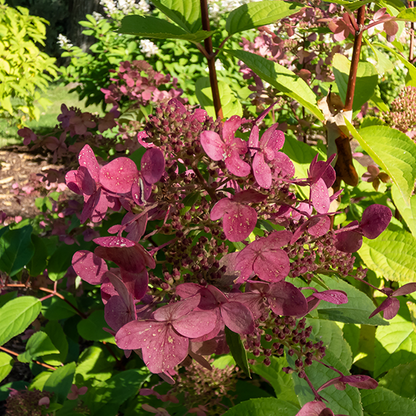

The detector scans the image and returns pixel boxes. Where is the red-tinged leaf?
[141,147,165,184]
[173,310,217,338]
[79,144,100,183]
[100,157,139,194]
[360,204,392,239]
[200,130,224,161]
[72,250,108,285]
[220,301,254,334]
[269,282,308,316]
[248,125,259,155]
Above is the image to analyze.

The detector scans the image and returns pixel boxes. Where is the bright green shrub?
[0,0,57,125]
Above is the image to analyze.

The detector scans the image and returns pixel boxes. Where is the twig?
[0,346,57,371]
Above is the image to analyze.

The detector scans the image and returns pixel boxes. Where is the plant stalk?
[200,0,223,119]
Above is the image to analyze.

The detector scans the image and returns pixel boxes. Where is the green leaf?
[226,1,304,35]
[212,354,235,369]
[27,234,47,276]
[0,225,35,276]
[312,275,388,326]
[345,121,416,207]
[119,16,213,42]
[43,362,76,403]
[18,331,59,363]
[374,42,416,87]
[391,185,416,238]
[77,310,115,343]
[75,346,116,387]
[42,321,68,366]
[0,291,17,308]
[361,387,416,415]
[375,310,416,377]
[42,292,78,321]
[332,54,378,112]
[48,244,79,281]
[0,352,13,383]
[227,49,324,121]
[0,297,41,346]
[151,0,202,32]
[379,360,416,399]
[83,369,149,415]
[397,9,416,21]
[222,398,299,416]
[195,77,243,118]
[225,326,250,377]
[321,0,370,11]
[251,356,299,406]
[359,229,416,283]
[29,371,53,392]
[291,319,363,416]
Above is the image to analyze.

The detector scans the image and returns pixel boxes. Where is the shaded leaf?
[18,332,59,363]
[379,360,416,399]
[44,362,76,403]
[222,398,299,416]
[0,352,13,383]
[391,185,416,238]
[77,310,115,343]
[0,225,34,276]
[225,326,250,377]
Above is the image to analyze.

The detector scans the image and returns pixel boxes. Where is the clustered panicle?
[382,86,416,136]
[245,316,326,371]
[173,360,240,415]
[5,389,53,416]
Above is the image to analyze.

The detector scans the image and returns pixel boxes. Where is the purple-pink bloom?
[72,250,108,285]
[67,384,88,400]
[115,295,216,374]
[200,115,251,177]
[318,374,378,392]
[234,230,292,283]
[369,283,416,320]
[303,288,348,314]
[296,400,346,416]
[210,189,267,242]
[249,124,293,188]
[335,204,392,253]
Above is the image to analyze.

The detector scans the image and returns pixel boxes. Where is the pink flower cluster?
[65,101,392,387]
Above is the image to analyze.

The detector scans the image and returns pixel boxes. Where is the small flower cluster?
[382,86,416,139]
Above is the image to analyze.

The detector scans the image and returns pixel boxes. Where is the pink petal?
[232,189,268,204]
[360,204,391,239]
[173,310,218,338]
[210,198,233,221]
[223,203,257,242]
[296,401,330,416]
[307,216,331,237]
[105,295,134,331]
[154,296,201,321]
[220,301,254,334]
[311,178,330,214]
[120,269,149,300]
[253,152,272,189]
[334,228,362,253]
[65,170,82,194]
[369,297,399,320]
[253,248,290,282]
[200,131,224,161]
[78,145,101,183]
[72,250,108,285]
[176,283,204,299]
[268,282,308,316]
[272,152,295,178]
[340,375,378,389]
[394,283,416,296]
[141,148,165,184]
[77,166,96,196]
[248,125,259,156]
[100,157,139,194]
[225,150,251,177]
[94,236,136,248]
[222,115,242,143]
[312,290,348,305]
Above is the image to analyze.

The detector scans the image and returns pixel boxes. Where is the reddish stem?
[200,0,223,119]
[344,6,366,112]
[0,346,57,371]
